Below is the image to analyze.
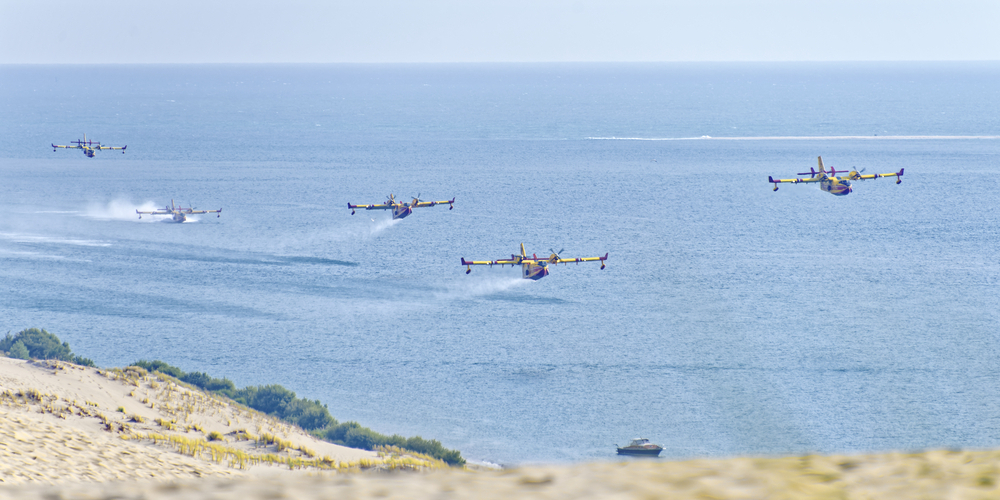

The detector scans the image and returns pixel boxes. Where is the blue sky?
[2,0,998,63]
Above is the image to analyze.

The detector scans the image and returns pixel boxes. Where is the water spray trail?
[435,277,529,300]
[84,199,161,221]
[367,217,401,237]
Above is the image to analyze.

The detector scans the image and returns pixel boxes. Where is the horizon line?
[3,60,1000,66]
[588,135,1000,141]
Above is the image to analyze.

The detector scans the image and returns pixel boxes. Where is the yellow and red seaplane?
[769,156,903,196]
[52,134,126,158]
[462,244,608,280]
[137,200,221,223]
[348,194,455,220]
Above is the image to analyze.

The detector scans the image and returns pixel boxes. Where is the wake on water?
[434,276,529,300]
[0,231,111,247]
[326,217,401,243]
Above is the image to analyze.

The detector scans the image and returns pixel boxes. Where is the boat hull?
[617,447,662,456]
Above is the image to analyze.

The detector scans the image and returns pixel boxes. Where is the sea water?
[1,63,999,465]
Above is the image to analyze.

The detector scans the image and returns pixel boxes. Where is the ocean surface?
[1,62,999,465]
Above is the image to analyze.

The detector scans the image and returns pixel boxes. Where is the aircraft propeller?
[548,248,564,263]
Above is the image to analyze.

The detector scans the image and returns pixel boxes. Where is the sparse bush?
[155,418,176,430]
[73,355,95,367]
[207,431,224,441]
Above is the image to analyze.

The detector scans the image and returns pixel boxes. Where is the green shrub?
[1,329,70,360]
[0,328,93,365]
[311,421,464,466]
[9,340,29,360]
[284,399,335,430]
[181,371,235,392]
[131,360,183,378]
[246,384,295,416]
[73,355,96,367]
[344,427,378,450]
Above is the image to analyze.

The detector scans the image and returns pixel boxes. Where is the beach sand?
[3,357,999,499]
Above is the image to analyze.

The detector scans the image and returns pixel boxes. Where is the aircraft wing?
[98,145,126,151]
[462,258,496,266]
[136,209,170,215]
[849,168,904,182]
[51,144,80,149]
[768,176,821,184]
[864,169,904,180]
[348,203,393,211]
[461,258,522,266]
[188,209,221,214]
[412,198,456,209]
[553,253,609,265]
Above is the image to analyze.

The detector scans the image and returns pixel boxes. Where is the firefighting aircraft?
[462,244,608,280]
[768,156,903,196]
[51,134,126,158]
[348,194,455,220]
[136,200,221,223]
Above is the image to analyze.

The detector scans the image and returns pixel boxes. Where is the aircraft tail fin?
[520,243,526,258]
[817,156,826,173]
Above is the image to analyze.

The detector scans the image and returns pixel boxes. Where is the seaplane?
[51,134,126,158]
[136,200,221,223]
[461,244,608,280]
[768,156,903,196]
[348,194,455,220]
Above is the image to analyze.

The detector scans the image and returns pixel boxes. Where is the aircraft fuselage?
[522,262,549,280]
[392,204,413,219]
[820,177,852,196]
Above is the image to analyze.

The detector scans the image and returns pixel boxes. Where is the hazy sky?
[2,0,998,63]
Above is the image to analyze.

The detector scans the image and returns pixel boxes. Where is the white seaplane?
[137,200,221,223]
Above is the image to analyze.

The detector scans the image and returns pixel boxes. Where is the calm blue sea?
[1,63,999,466]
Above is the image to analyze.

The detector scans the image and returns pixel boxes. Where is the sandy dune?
[0,357,431,482]
[3,356,1000,499]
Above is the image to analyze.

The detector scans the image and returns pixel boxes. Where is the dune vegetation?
[131,359,465,465]
[0,327,463,466]
[0,329,95,367]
